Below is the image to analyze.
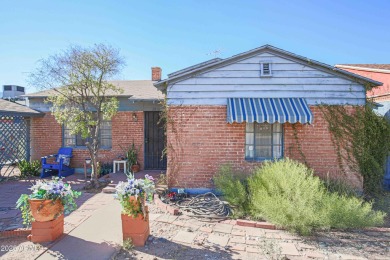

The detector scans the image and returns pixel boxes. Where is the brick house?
[335,64,390,187]
[24,68,167,172]
[154,45,382,192]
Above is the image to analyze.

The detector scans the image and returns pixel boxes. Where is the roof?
[155,45,382,89]
[24,80,164,100]
[0,99,43,117]
[335,64,390,74]
[167,58,223,78]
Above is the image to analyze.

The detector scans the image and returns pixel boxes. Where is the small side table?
[113,160,127,173]
[84,162,92,179]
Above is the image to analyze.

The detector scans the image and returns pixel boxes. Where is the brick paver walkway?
[0,174,89,232]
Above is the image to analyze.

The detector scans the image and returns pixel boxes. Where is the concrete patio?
[0,170,162,232]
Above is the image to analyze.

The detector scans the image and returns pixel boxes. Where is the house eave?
[335,65,390,74]
[0,111,44,117]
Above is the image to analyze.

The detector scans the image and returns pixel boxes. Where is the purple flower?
[145,174,154,181]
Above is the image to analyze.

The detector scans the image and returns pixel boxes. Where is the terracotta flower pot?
[28,214,64,243]
[29,199,64,222]
[131,164,140,173]
[121,205,149,247]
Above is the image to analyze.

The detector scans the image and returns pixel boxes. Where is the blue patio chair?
[41,147,75,178]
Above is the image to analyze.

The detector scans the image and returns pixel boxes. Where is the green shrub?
[213,165,248,217]
[324,193,384,229]
[248,159,385,235]
[323,176,360,198]
[18,160,41,177]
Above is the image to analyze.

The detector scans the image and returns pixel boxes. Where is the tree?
[30,44,125,186]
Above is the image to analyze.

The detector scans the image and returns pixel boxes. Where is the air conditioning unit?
[2,85,25,99]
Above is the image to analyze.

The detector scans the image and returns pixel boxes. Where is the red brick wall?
[31,113,62,162]
[166,105,363,189]
[284,107,362,188]
[30,112,145,170]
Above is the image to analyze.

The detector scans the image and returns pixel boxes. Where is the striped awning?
[227,98,313,124]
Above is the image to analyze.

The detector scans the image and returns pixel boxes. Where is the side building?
[24,68,167,173]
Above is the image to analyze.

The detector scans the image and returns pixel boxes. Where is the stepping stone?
[213,223,233,234]
[227,242,246,252]
[199,226,213,233]
[246,246,262,253]
[306,251,326,259]
[172,231,197,244]
[298,243,317,250]
[156,214,178,223]
[171,220,186,227]
[207,234,229,247]
[183,221,201,231]
[149,213,162,221]
[231,228,245,236]
[229,236,246,244]
[280,242,300,256]
[102,187,115,193]
[246,227,265,237]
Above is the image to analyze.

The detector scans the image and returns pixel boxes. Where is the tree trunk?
[87,121,101,188]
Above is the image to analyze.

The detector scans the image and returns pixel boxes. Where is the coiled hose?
[175,192,231,219]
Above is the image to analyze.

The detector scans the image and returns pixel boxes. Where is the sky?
[1,0,390,93]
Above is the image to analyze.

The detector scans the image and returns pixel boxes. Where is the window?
[260,62,272,77]
[63,120,112,148]
[245,122,283,160]
[3,85,12,91]
[16,86,25,92]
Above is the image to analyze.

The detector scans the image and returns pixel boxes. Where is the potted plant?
[16,177,81,226]
[120,142,141,173]
[115,173,155,246]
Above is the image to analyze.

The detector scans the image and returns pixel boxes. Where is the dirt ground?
[110,205,390,260]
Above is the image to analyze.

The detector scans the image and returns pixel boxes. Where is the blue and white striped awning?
[227,98,313,124]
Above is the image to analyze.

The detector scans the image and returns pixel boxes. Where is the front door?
[144,111,167,170]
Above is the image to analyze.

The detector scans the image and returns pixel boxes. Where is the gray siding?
[167,52,366,106]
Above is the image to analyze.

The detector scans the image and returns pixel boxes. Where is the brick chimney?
[151,67,162,81]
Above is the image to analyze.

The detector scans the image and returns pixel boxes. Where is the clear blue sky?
[1,0,389,93]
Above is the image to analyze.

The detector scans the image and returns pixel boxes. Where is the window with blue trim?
[245,122,283,160]
[63,120,112,148]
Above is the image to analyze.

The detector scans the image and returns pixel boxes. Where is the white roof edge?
[155,45,382,88]
[167,58,223,78]
[335,65,390,74]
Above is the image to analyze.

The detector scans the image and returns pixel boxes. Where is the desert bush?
[248,159,385,235]
[213,165,248,217]
[324,193,384,229]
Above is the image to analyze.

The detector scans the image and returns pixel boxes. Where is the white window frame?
[245,122,283,161]
[260,62,272,77]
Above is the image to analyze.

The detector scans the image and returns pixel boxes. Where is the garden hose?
[175,192,231,219]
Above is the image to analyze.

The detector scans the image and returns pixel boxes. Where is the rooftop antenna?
[206,49,222,58]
